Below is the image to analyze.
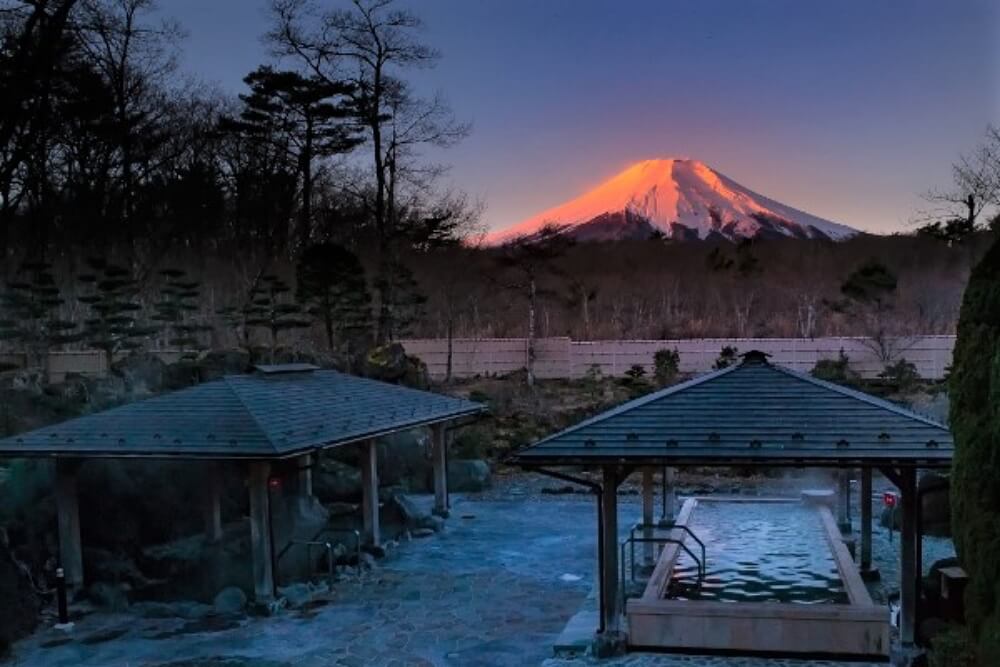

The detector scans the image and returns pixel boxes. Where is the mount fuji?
[485,158,857,244]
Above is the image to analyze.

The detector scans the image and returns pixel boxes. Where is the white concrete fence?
[0,335,956,384]
[398,336,957,381]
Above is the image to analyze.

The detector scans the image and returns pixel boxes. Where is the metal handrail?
[629,520,706,580]
[276,527,362,586]
[619,535,705,606]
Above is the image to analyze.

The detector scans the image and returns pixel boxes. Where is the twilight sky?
[161,0,999,235]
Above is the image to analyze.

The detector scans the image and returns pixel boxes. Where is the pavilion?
[0,364,484,602]
[510,351,953,652]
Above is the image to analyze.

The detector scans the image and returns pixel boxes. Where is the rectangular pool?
[626,498,889,658]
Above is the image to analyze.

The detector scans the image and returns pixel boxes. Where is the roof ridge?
[221,376,282,454]
[530,364,742,446]
[769,364,949,430]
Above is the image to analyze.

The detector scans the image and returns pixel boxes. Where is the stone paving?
[7,491,952,666]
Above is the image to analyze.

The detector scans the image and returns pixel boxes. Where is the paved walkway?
[8,493,948,666]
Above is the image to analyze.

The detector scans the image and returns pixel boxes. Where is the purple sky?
[161,0,999,235]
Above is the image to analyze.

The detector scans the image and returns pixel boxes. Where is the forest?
[1,0,999,370]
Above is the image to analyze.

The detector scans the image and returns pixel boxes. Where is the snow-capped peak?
[485,158,857,244]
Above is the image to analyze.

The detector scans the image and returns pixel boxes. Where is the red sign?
[884,492,897,507]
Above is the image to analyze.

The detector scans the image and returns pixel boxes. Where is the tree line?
[0,0,477,346]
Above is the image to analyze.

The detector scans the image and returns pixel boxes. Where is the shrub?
[714,345,739,369]
[624,364,646,380]
[450,425,493,460]
[653,348,680,386]
[467,389,490,405]
[950,236,1000,664]
[811,349,860,387]
[928,626,977,667]
[880,358,921,393]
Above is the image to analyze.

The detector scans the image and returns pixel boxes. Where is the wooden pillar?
[361,439,380,546]
[838,469,852,532]
[203,463,223,543]
[431,424,449,517]
[641,468,655,566]
[900,467,919,646]
[54,459,84,591]
[247,461,275,602]
[658,466,676,526]
[297,453,313,498]
[860,467,873,573]
[600,465,621,633]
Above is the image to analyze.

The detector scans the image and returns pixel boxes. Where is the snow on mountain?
[484,158,857,244]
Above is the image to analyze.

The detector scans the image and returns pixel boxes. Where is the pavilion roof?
[511,353,952,468]
[0,366,484,459]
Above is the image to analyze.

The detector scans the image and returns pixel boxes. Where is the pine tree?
[0,261,80,367]
[244,275,311,362]
[77,258,156,369]
[151,268,210,361]
[295,243,372,356]
[949,238,1000,665]
[374,261,426,342]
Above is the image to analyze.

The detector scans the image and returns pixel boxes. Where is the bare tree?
[493,225,572,386]
[268,0,468,343]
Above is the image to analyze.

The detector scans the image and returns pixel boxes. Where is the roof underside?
[0,370,484,459]
[512,360,953,468]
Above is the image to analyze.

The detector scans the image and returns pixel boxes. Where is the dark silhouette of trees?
[295,243,371,355]
[221,66,362,250]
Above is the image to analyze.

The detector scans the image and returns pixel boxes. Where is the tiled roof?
[511,356,952,468]
[0,369,484,459]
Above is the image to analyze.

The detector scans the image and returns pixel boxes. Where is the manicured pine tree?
[151,268,210,361]
[295,243,372,357]
[949,237,1000,665]
[77,258,157,369]
[244,275,311,363]
[0,261,81,368]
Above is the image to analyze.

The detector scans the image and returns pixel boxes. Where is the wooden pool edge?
[627,498,890,658]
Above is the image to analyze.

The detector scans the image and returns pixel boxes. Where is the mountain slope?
[485,158,857,244]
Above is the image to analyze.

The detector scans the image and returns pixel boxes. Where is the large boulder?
[112,353,167,396]
[313,460,362,502]
[447,459,492,492]
[87,581,130,612]
[364,343,408,382]
[878,473,951,537]
[212,586,247,614]
[379,431,432,491]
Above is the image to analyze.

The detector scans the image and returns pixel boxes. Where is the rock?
[313,460,362,502]
[212,586,247,614]
[364,343,408,382]
[83,548,151,588]
[359,552,378,570]
[195,349,251,383]
[920,473,951,537]
[412,528,434,538]
[87,581,130,612]
[278,581,329,609]
[112,353,167,395]
[380,430,432,491]
[447,459,492,492]
[391,493,445,533]
[402,354,430,389]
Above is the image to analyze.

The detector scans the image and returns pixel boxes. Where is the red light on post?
[268,477,281,489]
[883,492,897,507]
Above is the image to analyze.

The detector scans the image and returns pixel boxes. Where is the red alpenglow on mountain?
[484,158,857,244]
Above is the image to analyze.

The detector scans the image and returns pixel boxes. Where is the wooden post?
[431,424,449,517]
[297,453,312,498]
[900,467,918,646]
[247,461,275,602]
[641,468,655,567]
[838,469,852,533]
[54,459,84,591]
[658,466,676,526]
[861,467,874,574]
[361,439,380,546]
[600,465,621,633]
[203,463,223,543]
